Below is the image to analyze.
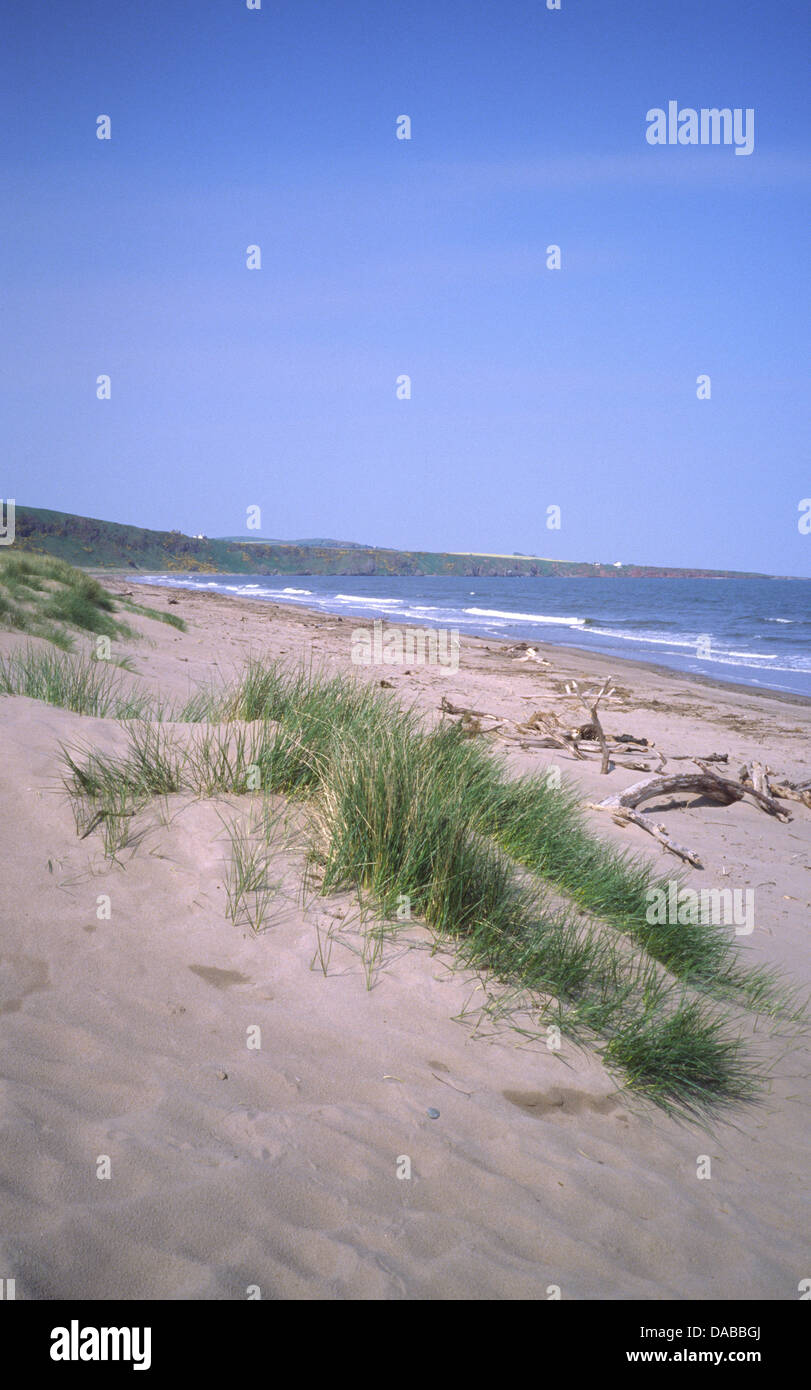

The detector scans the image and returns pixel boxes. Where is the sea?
[133,573,811,698]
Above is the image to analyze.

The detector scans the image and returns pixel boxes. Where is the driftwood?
[440,696,497,719]
[612,751,668,773]
[594,771,742,812]
[589,763,792,867]
[512,710,586,758]
[694,760,792,822]
[565,678,616,774]
[441,697,809,823]
[669,751,728,763]
[496,706,666,769]
[510,736,576,753]
[737,762,811,810]
[438,698,504,737]
[767,781,811,808]
[513,647,550,665]
[586,773,730,867]
[459,713,504,737]
[602,807,704,868]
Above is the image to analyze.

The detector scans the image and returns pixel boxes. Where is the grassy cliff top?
[9,505,777,580]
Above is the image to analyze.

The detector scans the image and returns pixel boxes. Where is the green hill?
[10,506,775,580]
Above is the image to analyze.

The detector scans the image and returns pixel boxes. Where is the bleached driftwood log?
[596,771,741,811]
[586,773,733,867]
[589,763,792,868]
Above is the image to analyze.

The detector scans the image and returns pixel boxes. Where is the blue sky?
[2,0,809,574]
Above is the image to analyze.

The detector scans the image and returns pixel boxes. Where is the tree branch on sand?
[588,763,794,868]
[564,677,615,774]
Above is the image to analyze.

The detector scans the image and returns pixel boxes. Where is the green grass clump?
[41,585,124,637]
[184,721,268,796]
[604,998,758,1111]
[0,552,184,649]
[62,722,184,799]
[0,588,34,630]
[61,722,186,858]
[168,687,223,723]
[0,645,152,718]
[220,803,283,933]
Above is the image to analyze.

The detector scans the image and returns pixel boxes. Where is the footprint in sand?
[188,964,251,989]
[0,954,50,1013]
[502,1087,620,1118]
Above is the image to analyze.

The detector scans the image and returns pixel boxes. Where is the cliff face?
[12,507,770,580]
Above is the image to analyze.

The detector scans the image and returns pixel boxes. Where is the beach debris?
[669,751,728,763]
[693,761,792,822]
[612,756,663,773]
[431,1071,474,1096]
[379,678,393,688]
[513,646,550,665]
[445,691,810,822]
[592,805,704,868]
[440,696,497,719]
[459,713,482,737]
[564,678,615,774]
[439,696,504,735]
[426,1108,440,1119]
[589,764,794,868]
[737,763,811,810]
[513,709,571,746]
[593,768,787,819]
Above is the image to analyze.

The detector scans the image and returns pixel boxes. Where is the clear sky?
[2,0,809,574]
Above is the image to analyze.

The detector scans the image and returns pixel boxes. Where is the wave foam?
[464,607,585,626]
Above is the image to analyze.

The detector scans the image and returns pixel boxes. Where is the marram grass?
[51,655,803,1115]
[0,551,185,648]
[0,645,152,719]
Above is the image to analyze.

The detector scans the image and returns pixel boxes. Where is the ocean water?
[134,573,811,697]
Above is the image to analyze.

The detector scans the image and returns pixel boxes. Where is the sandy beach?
[1,580,808,1301]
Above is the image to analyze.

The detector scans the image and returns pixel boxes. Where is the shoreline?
[119,576,811,710]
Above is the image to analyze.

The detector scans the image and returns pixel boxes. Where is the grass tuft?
[0,645,152,718]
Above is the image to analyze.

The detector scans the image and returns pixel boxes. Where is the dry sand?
[1,581,808,1300]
